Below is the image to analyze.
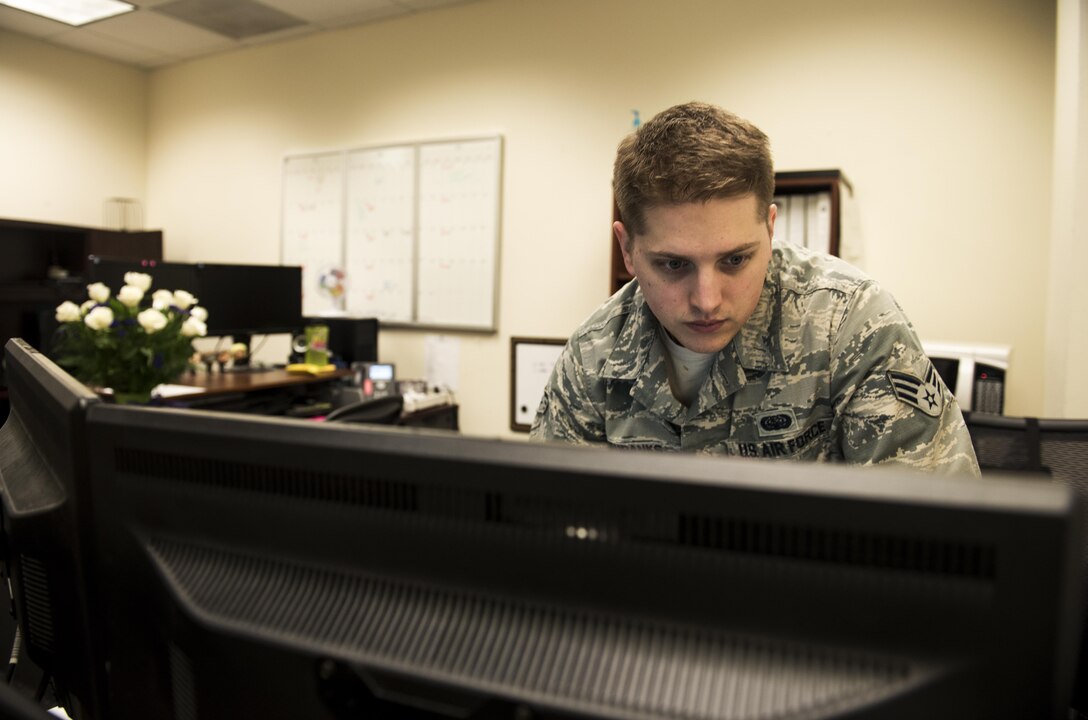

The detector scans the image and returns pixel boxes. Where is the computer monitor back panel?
[0,339,103,717]
[83,404,1084,720]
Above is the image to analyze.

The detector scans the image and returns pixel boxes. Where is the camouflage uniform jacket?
[530,241,980,475]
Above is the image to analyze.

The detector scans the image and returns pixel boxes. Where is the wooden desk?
[163,368,353,415]
[175,368,353,398]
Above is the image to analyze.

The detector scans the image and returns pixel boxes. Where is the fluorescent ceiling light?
[0,0,135,26]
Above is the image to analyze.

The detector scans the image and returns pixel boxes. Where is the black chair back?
[324,394,404,425]
[964,412,1088,714]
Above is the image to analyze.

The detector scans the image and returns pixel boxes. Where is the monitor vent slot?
[151,538,914,720]
[115,448,419,513]
[676,514,996,579]
[18,554,55,654]
[112,449,994,579]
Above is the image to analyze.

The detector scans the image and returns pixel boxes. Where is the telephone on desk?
[330,364,454,418]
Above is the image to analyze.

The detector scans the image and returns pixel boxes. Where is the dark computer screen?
[306,316,379,366]
[75,402,1085,720]
[87,259,303,341]
[196,263,303,339]
[86,256,200,299]
[0,339,105,719]
[929,356,959,394]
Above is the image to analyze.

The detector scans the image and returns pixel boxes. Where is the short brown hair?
[613,102,774,236]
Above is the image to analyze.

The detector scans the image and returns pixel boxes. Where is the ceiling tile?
[258,0,398,25]
[81,10,235,56]
[151,0,305,40]
[0,4,71,37]
[46,26,177,66]
[0,0,483,69]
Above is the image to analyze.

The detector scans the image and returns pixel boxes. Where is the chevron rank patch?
[886,366,944,417]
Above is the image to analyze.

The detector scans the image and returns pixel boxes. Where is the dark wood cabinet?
[0,217,163,359]
[608,169,852,295]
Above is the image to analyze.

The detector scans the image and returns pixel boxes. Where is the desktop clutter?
[282,322,456,424]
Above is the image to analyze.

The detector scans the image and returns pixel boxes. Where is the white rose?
[87,282,110,304]
[123,272,152,292]
[172,290,197,310]
[181,318,207,337]
[55,301,82,323]
[137,308,168,333]
[189,306,208,322]
[80,300,96,314]
[117,285,145,308]
[84,306,114,331]
[151,289,175,311]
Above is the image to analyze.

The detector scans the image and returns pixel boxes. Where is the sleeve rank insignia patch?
[886,366,944,417]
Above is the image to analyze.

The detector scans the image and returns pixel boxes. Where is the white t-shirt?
[659,328,717,409]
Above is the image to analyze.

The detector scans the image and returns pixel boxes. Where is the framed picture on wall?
[510,337,566,432]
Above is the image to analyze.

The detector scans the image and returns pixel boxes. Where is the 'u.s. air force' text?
[735,420,828,458]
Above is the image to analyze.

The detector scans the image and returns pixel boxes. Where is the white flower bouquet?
[52,271,209,403]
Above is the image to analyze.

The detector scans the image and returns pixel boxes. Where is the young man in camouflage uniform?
[531,101,979,475]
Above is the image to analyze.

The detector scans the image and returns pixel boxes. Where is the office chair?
[323,394,404,425]
[963,412,1088,716]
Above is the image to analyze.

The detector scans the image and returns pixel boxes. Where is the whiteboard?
[345,145,416,322]
[417,138,501,330]
[282,136,502,331]
[281,153,345,316]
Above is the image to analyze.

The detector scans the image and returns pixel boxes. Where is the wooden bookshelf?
[0,217,163,358]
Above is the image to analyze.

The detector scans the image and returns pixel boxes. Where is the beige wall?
[0,29,146,226]
[1047,0,1088,417]
[0,0,1063,437]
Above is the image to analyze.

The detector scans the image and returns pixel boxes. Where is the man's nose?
[689,269,722,315]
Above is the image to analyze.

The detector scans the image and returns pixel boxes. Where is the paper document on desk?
[403,389,453,413]
[153,384,207,398]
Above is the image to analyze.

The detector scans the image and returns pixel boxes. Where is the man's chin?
[672,329,733,354]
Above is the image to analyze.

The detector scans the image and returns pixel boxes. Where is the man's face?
[616,195,775,354]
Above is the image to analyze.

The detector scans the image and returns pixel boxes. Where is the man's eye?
[723,254,750,269]
[659,258,687,272]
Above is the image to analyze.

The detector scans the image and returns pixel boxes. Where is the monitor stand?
[219,333,272,374]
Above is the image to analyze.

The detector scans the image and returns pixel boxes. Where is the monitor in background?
[79,401,1084,719]
[304,316,378,366]
[85,256,200,298]
[0,339,104,719]
[923,341,1010,415]
[197,264,303,357]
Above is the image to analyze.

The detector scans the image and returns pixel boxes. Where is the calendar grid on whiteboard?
[282,135,501,331]
[281,151,346,317]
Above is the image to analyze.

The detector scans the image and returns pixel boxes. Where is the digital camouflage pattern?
[531,241,981,476]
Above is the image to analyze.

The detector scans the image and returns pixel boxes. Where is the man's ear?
[614,221,636,276]
[766,202,777,242]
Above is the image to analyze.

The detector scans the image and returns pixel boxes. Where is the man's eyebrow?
[646,241,761,259]
[720,241,762,255]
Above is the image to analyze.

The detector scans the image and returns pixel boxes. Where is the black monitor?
[0,339,104,719]
[304,316,379,366]
[197,263,303,344]
[74,402,1084,719]
[86,256,200,299]
[86,258,303,346]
